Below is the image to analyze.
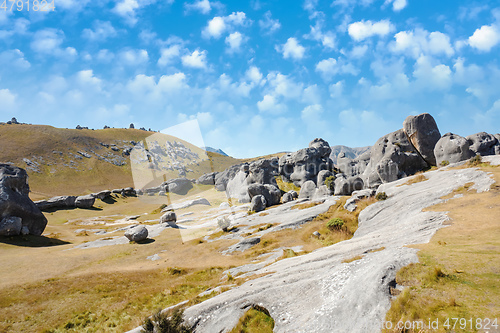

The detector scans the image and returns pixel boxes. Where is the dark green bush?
[440,160,450,166]
[324,175,335,191]
[375,192,388,201]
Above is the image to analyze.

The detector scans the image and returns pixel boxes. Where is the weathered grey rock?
[124,226,148,242]
[35,196,77,211]
[334,175,364,196]
[344,189,376,212]
[165,178,193,195]
[224,237,261,253]
[0,216,23,236]
[249,195,266,213]
[0,164,47,235]
[282,192,294,203]
[161,198,210,211]
[279,138,333,187]
[122,187,136,196]
[94,190,111,200]
[317,170,334,187]
[403,113,441,166]
[226,159,279,203]
[197,172,219,185]
[312,231,321,238]
[362,129,428,188]
[75,195,95,209]
[466,132,498,156]
[289,190,298,199]
[298,180,317,200]
[313,185,332,199]
[160,211,177,224]
[434,132,474,165]
[215,164,243,191]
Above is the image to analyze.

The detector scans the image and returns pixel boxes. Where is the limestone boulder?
[434,133,474,165]
[124,226,148,242]
[0,164,47,236]
[466,132,498,156]
[403,113,441,166]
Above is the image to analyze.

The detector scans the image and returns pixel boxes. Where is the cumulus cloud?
[225,32,246,53]
[184,0,212,14]
[348,20,394,41]
[82,21,117,42]
[202,12,250,39]
[277,37,306,60]
[266,72,304,99]
[413,55,452,91]
[304,20,336,50]
[181,49,208,69]
[390,28,455,58]
[257,94,287,114]
[468,25,500,52]
[301,104,325,131]
[0,49,30,70]
[0,89,17,112]
[384,0,407,12]
[118,49,149,66]
[315,58,359,80]
[259,11,281,34]
[30,29,77,60]
[158,45,181,67]
[112,0,169,25]
[246,66,264,85]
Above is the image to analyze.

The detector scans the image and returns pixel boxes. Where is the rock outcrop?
[247,184,282,207]
[249,195,267,213]
[0,164,47,236]
[197,172,218,185]
[278,138,333,187]
[434,133,474,165]
[225,159,279,203]
[403,113,441,166]
[466,132,499,156]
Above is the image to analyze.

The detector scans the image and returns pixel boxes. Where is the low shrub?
[326,218,344,231]
[141,308,192,333]
[375,192,388,201]
[468,154,482,166]
[440,160,450,166]
[324,175,335,191]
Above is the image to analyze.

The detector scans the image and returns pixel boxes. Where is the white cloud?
[112,0,163,25]
[202,12,250,39]
[259,11,281,34]
[0,49,30,70]
[301,104,324,129]
[184,0,212,14]
[351,44,368,58]
[329,81,344,98]
[384,0,407,11]
[76,70,102,90]
[413,55,452,91]
[246,66,263,85]
[158,45,181,67]
[266,72,304,99]
[315,58,359,80]
[390,28,454,58]
[277,37,306,60]
[96,49,115,63]
[302,85,322,104]
[82,21,117,42]
[257,94,287,114]
[0,18,29,40]
[181,49,207,69]
[304,20,336,50]
[30,29,77,60]
[118,49,149,66]
[348,20,394,41]
[0,89,16,112]
[468,25,500,52]
[225,32,246,53]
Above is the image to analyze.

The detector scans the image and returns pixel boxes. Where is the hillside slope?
[0,124,240,198]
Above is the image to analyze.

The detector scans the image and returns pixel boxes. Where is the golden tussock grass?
[383,165,500,333]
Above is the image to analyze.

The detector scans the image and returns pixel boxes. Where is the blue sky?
[0,0,499,158]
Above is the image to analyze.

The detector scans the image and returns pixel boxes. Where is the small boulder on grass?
[124,225,148,242]
[160,211,177,225]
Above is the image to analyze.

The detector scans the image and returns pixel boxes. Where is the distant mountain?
[330,145,371,164]
[202,147,228,156]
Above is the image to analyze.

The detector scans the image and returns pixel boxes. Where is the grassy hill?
[0,123,241,199]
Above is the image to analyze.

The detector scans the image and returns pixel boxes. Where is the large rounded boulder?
[466,132,498,156]
[0,164,47,236]
[434,133,474,165]
[403,113,441,166]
